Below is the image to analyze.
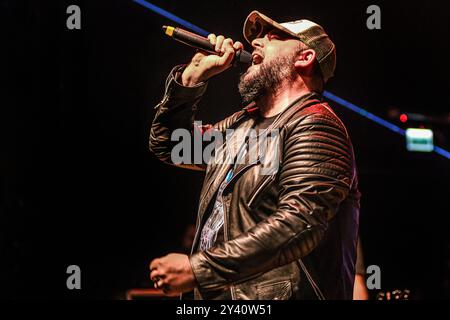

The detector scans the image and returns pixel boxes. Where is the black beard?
[238,54,297,105]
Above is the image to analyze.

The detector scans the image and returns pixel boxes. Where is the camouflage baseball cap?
[243,10,336,83]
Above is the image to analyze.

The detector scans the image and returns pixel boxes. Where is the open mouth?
[252,53,264,65]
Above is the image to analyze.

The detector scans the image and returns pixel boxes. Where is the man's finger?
[149,258,160,271]
[215,35,225,53]
[233,41,244,51]
[222,38,234,53]
[208,33,216,46]
[150,269,162,281]
[219,47,235,67]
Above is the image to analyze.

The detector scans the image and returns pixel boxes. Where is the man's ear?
[294,49,316,70]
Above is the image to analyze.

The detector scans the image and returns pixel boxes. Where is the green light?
[405,128,434,152]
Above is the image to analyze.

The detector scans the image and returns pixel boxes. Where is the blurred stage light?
[406,128,434,152]
[322,91,406,135]
[133,0,208,36]
[400,113,408,123]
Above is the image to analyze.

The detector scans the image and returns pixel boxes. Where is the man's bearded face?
[238,50,298,105]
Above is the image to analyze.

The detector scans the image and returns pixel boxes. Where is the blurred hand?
[149,253,196,297]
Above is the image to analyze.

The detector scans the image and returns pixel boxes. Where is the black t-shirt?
[253,113,278,130]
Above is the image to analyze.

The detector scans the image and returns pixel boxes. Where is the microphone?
[162,26,252,66]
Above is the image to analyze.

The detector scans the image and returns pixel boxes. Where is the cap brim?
[243,11,299,44]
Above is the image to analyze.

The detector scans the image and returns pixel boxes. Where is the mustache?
[252,49,264,58]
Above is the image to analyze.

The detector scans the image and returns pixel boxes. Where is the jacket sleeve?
[189,112,357,291]
[149,65,209,171]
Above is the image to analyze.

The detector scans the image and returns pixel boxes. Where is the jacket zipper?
[297,259,326,300]
[247,174,276,207]
[221,193,237,300]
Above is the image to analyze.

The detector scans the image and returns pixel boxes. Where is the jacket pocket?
[256,278,292,300]
[247,174,276,209]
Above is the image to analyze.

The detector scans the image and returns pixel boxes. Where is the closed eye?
[267,33,282,40]
[267,30,293,41]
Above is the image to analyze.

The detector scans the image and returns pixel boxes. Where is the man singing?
[149,11,361,300]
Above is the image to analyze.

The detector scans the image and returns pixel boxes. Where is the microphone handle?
[172,27,217,55]
[163,26,252,65]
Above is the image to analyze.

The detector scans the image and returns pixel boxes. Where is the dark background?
[1,0,449,299]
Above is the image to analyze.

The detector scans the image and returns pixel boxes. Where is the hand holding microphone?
[162,26,251,87]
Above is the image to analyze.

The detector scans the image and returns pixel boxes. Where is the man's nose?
[251,36,264,49]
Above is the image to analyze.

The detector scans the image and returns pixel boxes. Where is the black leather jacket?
[150,66,361,300]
